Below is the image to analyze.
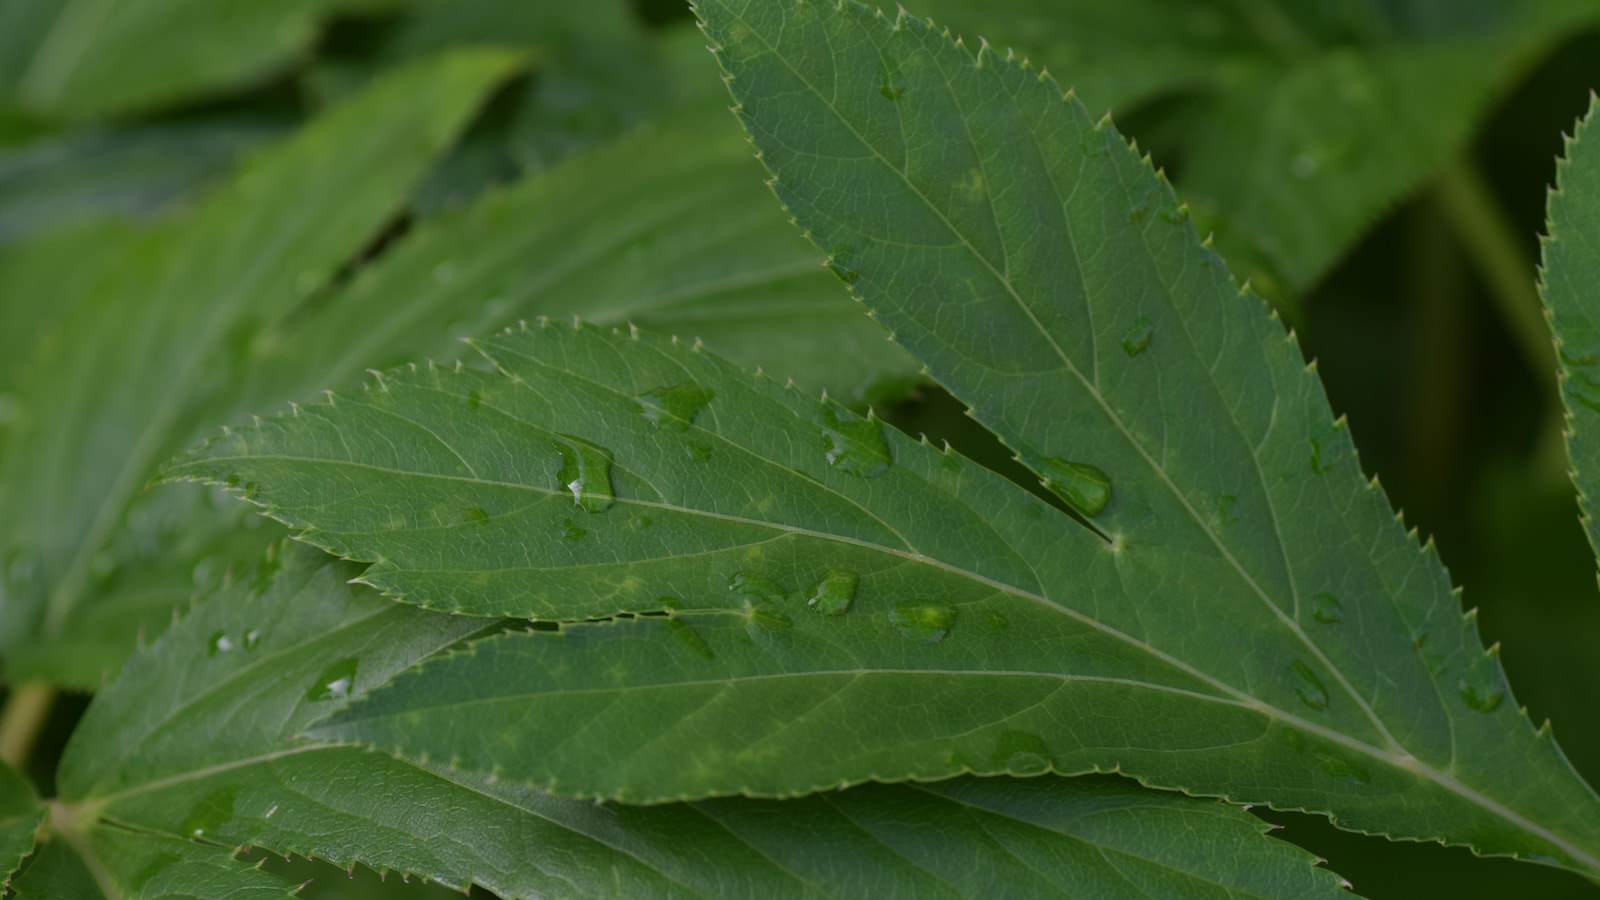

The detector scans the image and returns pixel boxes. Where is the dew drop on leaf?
[207,631,235,657]
[890,600,956,644]
[550,434,614,512]
[629,513,652,530]
[1035,458,1112,518]
[667,618,716,660]
[1311,593,1344,624]
[462,507,490,526]
[984,610,1010,631]
[560,518,587,541]
[466,390,482,411]
[1312,747,1370,785]
[306,657,359,702]
[805,569,857,615]
[1458,655,1505,713]
[992,730,1052,776]
[633,383,715,432]
[1289,660,1330,710]
[180,785,240,841]
[243,629,262,650]
[1121,317,1154,357]
[820,406,891,478]
[1212,494,1239,527]
[728,571,788,604]
[685,441,713,462]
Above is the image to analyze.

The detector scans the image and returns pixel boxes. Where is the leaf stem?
[1434,158,1557,383]
[0,683,56,769]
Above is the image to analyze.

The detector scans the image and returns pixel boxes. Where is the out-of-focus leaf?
[0,0,414,119]
[8,822,296,899]
[0,758,40,888]
[0,117,283,245]
[0,49,519,687]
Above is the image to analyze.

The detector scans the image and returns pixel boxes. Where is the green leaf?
[0,758,40,888]
[0,116,283,245]
[8,823,296,899]
[232,107,917,413]
[0,0,410,119]
[59,542,1347,899]
[0,48,519,686]
[1545,95,1600,563]
[903,0,1600,293]
[163,0,1600,874]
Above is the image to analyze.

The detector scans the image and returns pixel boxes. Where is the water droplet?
[463,507,490,526]
[629,513,653,530]
[984,610,1010,631]
[826,245,861,284]
[805,569,857,615]
[1290,660,1329,710]
[728,571,788,604]
[467,390,482,411]
[1120,317,1154,357]
[991,730,1052,775]
[879,58,905,100]
[244,629,262,650]
[745,604,794,642]
[1311,593,1343,624]
[306,657,359,702]
[551,434,615,512]
[208,631,235,657]
[1079,129,1112,158]
[561,518,588,541]
[890,600,956,644]
[686,441,713,462]
[1035,458,1111,518]
[634,383,715,432]
[820,406,891,478]
[1212,494,1238,526]
[180,785,240,843]
[667,618,715,660]
[1458,656,1505,713]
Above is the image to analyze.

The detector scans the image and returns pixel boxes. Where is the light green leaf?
[0,757,40,888]
[0,48,519,686]
[8,823,296,899]
[0,0,410,119]
[59,543,1347,899]
[1545,95,1600,563]
[163,0,1600,875]
[233,107,916,413]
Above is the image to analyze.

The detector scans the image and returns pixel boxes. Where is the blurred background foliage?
[1,0,1597,896]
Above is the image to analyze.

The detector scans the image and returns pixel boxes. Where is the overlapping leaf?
[0,0,413,119]
[8,823,297,899]
[1546,95,1600,562]
[165,0,1600,878]
[0,758,40,888]
[0,48,520,686]
[910,0,1600,295]
[50,541,1345,899]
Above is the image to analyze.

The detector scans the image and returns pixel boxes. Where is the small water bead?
[992,730,1052,776]
[462,507,490,526]
[560,518,588,541]
[466,390,482,411]
[305,657,359,702]
[667,619,716,660]
[180,785,240,842]
[1035,458,1111,518]
[1312,747,1370,785]
[1289,660,1329,711]
[633,383,715,432]
[820,407,891,478]
[728,571,788,604]
[805,569,857,616]
[208,631,236,657]
[1120,317,1154,357]
[550,434,615,513]
[685,441,714,463]
[1212,494,1239,527]
[1311,593,1343,624]
[244,629,262,650]
[628,514,653,531]
[984,610,1010,631]
[1458,655,1505,713]
[889,601,956,644]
